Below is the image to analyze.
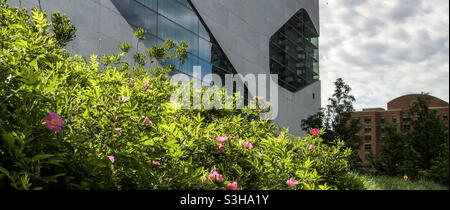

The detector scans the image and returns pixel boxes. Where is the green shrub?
[0,1,364,190]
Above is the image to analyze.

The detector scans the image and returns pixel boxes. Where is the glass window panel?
[180,53,198,75]
[136,0,157,11]
[141,33,158,49]
[210,44,233,74]
[199,59,213,78]
[113,0,157,34]
[198,60,213,87]
[199,23,210,41]
[158,0,198,34]
[199,38,212,61]
[158,16,198,56]
[176,0,193,9]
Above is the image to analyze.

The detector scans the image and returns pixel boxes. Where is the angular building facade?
[11,0,321,136]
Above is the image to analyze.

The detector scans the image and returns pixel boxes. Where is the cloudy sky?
[319,0,449,111]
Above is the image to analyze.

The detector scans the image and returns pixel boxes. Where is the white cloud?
[319,0,449,111]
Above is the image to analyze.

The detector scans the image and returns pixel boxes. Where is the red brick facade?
[350,94,449,167]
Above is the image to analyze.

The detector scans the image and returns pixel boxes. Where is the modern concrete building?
[351,94,449,166]
[10,0,321,136]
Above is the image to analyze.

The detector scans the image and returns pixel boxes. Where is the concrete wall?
[9,0,321,137]
[191,0,321,136]
[8,0,146,62]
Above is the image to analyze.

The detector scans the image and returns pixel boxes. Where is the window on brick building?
[381,126,385,133]
[402,114,410,122]
[444,113,448,120]
[381,135,385,141]
[364,125,371,132]
[364,144,372,152]
[380,117,385,124]
[364,135,371,141]
[392,115,397,123]
[364,116,371,124]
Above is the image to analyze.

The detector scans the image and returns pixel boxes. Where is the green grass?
[354,173,448,190]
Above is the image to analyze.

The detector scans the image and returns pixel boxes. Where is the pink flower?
[173,117,177,120]
[145,117,152,127]
[275,136,281,140]
[227,182,238,190]
[195,89,202,94]
[130,78,136,86]
[170,97,175,101]
[208,171,224,182]
[115,128,122,133]
[152,161,161,165]
[242,141,253,149]
[308,144,315,150]
[211,116,216,121]
[216,136,228,143]
[43,112,65,132]
[257,109,262,113]
[286,178,298,187]
[310,129,320,136]
[217,144,224,151]
[108,156,115,163]
[201,177,206,183]
[144,80,151,90]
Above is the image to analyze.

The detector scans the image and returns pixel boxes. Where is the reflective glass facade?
[111,0,240,88]
[269,9,319,92]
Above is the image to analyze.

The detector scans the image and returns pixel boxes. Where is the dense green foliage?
[368,125,416,177]
[369,95,449,187]
[301,78,362,170]
[0,2,364,190]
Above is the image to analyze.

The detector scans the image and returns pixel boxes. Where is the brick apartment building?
[351,94,449,166]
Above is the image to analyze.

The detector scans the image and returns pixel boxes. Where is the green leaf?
[0,167,11,179]
[31,154,54,162]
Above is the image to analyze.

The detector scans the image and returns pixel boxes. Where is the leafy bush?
[0,1,364,190]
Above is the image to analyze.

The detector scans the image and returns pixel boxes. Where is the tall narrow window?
[364,144,372,152]
[364,116,371,124]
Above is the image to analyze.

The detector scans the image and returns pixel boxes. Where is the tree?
[301,78,362,169]
[368,125,414,176]
[425,136,449,187]
[369,94,449,186]
[408,94,449,173]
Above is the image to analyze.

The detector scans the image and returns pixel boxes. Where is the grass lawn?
[355,173,448,190]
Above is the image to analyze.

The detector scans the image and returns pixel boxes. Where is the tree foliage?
[368,125,414,176]
[301,78,362,169]
[370,94,449,187]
